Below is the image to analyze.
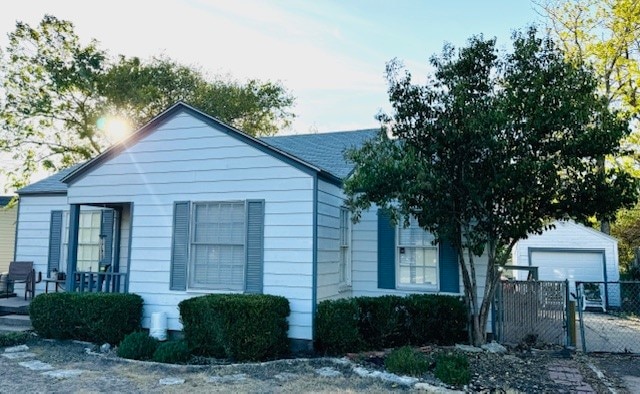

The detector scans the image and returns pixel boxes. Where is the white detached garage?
[512,220,620,307]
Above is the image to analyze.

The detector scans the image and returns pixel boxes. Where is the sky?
[0,0,543,190]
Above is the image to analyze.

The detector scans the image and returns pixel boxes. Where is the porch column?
[65,204,80,291]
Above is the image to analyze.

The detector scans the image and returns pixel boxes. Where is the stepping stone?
[159,377,185,385]
[207,374,247,383]
[315,367,342,378]
[2,352,36,359]
[43,370,84,379]
[4,345,29,353]
[19,360,54,371]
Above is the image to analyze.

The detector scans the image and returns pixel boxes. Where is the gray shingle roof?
[262,129,378,180]
[0,196,13,206]
[16,129,378,196]
[17,164,83,195]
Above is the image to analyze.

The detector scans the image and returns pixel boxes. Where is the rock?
[159,377,185,385]
[1,352,36,359]
[481,341,507,354]
[316,367,342,377]
[274,372,298,381]
[352,366,418,386]
[207,374,247,383]
[414,382,463,393]
[100,343,111,353]
[455,344,483,353]
[4,345,29,353]
[42,369,84,379]
[19,360,54,371]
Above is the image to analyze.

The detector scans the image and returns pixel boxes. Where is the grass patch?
[384,346,430,376]
[0,331,32,347]
[434,352,470,386]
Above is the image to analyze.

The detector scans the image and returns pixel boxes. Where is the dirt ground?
[1,339,639,393]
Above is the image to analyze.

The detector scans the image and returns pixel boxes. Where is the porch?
[56,202,132,295]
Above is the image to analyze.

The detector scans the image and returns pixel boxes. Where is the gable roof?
[17,102,378,196]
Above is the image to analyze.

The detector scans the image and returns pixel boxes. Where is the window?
[397,218,438,288]
[339,207,351,285]
[189,201,246,290]
[62,211,102,272]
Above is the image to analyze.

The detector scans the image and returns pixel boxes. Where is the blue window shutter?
[47,210,63,276]
[245,200,265,294]
[377,209,396,289]
[100,210,114,269]
[439,240,459,292]
[170,201,190,291]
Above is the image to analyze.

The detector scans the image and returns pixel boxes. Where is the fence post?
[576,282,587,352]
[564,279,570,347]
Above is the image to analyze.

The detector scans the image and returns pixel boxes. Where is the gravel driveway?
[1,338,638,393]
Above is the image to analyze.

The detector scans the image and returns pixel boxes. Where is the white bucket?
[149,311,167,341]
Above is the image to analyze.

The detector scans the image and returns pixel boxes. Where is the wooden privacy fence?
[495,280,569,346]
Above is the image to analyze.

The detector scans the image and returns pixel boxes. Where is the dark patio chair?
[0,261,35,300]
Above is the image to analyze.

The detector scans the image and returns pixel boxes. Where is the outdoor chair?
[581,283,606,312]
[0,261,35,300]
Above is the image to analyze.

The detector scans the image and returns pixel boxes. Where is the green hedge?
[179,294,290,361]
[315,294,467,354]
[30,292,143,344]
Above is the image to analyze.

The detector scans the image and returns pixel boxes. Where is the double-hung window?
[339,207,351,285]
[189,201,246,291]
[397,218,438,289]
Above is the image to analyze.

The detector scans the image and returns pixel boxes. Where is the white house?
[14,102,469,347]
[512,220,620,307]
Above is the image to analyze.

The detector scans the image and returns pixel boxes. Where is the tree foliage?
[345,28,638,345]
[0,15,294,191]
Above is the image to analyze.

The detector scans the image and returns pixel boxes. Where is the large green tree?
[539,0,640,234]
[0,15,294,192]
[345,29,637,345]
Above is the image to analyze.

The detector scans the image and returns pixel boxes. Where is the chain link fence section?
[577,281,640,353]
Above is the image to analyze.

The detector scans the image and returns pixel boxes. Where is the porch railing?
[74,271,127,293]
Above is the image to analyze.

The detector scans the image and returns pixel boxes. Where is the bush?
[117,331,158,360]
[29,292,143,344]
[384,346,430,376]
[315,298,362,355]
[179,294,290,361]
[152,340,191,364]
[315,294,468,354]
[357,295,410,349]
[0,332,32,347]
[406,294,467,345]
[434,352,471,386]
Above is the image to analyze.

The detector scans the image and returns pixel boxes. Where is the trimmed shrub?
[434,352,471,386]
[384,346,430,376]
[117,331,158,361]
[315,294,468,354]
[315,298,362,355]
[406,294,467,345]
[0,332,32,347]
[29,292,143,344]
[179,294,290,361]
[152,340,191,364]
[356,295,410,348]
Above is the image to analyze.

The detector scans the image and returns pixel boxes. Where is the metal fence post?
[576,282,587,352]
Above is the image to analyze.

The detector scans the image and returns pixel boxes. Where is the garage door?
[530,250,605,298]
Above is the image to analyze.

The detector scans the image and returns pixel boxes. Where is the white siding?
[66,111,315,340]
[316,179,350,302]
[14,195,68,296]
[0,205,16,273]
[512,220,620,305]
